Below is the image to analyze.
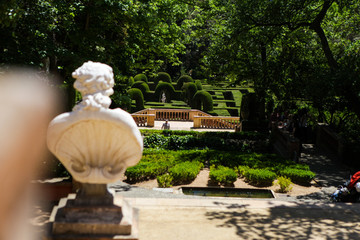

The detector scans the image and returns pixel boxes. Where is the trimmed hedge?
[209,166,238,186]
[169,161,203,185]
[131,81,150,96]
[182,82,198,106]
[280,168,315,185]
[134,73,148,83]
[154,72,171,85]
[195,80,203,90]
[154,81,175,103]
[244,169,276,186]
[128,88,144,112]
[177,75,193,90]
[192,90,214,113]
[128,77,135,86]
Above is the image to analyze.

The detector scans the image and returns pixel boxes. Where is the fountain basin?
[181,187,275,198]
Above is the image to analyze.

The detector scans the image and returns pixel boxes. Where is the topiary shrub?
[154,72,171,85]
[131,81,150,96]
[280,168,315,185]
[128,88,144,112]
[134,73,148,83]
[192,90,214,113]
[237,165,250,178]
[182,82,198,106]
[157,174,173,188]
[177,75,193,90]
[128,77,135,86]
[169,161,203,185]
[244,169,276,186]
[195,80,203,90]
[154,81,175,103]
[209,165,237,186]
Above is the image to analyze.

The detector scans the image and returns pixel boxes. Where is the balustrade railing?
[132,108,239,129]
[193,116,240,129]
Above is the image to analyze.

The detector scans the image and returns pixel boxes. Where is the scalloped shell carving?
[47,109,143,184]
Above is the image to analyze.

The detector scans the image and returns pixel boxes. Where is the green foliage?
[157,174,173,188]
[280,168,315,185]
[154,72,172,85]
[177,75,194,90]
[128,88,144,112]
[276,176,293,193]
[244,169,276,186]
[192,90,214,113]
[134,74,148,83]
[169,161,203,185]
[131,81,150,96]
[124,152,175,182]
[209,166,238,186]
[128,77,135,86]
[195,80,203,90]
[182,82,198,106]
[154,81,175,102]
[237,165,250,178]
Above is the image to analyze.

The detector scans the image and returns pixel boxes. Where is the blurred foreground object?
[0,69,61,240]
[46,61,143,239]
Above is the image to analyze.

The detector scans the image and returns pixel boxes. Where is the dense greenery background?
[1,1,359,136]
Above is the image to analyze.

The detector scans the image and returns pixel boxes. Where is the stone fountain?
[46,61,143,239]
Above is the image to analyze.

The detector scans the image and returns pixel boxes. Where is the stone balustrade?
[132,108,240,129]
[193,116,240,129]
[131,113,155,127]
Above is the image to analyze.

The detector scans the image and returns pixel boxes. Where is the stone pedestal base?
[44,194,138,240]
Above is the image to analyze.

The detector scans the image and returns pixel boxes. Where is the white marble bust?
[47,61,143,184]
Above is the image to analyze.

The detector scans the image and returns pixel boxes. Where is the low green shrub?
[169,161,203,185]
[192,90,214,113]
[154,72,171,85]
[276,176,293,193]
[177,75,193,90]
[280,168,315,185]
[131,81,150,96]
[157,174,173,188]
[134,73,148,83]
[237,165,250,177]
[244,169,276,186]
[209,166,238,186]
[127,88,144,112]
[128,77,135,86]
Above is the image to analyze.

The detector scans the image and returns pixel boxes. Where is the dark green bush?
[134,73,148,83]
[128,77,135,86]
[192,90,214,113]
[127,88,144,112]
[244,169,276,186]
[182,82,198,106]
[131,81,150,96]
[195,80,203,90]
[177,75,194,90]
[154,81,175,102]
[143,134,168,148]
[154,72,171,85]
[157,174,173,188]
[169,161,203,185]
[280,168,315,185]
[209,166,238,186]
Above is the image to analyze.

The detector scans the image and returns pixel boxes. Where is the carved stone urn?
[46,61,143,239]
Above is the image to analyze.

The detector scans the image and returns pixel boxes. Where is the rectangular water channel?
[181,187,275,198]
